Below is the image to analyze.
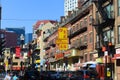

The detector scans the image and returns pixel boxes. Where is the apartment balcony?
[50,52,55,58]
[44,44,50,51]
[92,0,115,29]
[93,13,115,28]
[70,39,87,50]
[77,42,88,50]
[44,53,49,59]
[68,24,87,39]
[43,35,49,42]
[43,27,58,42]
[92,0,110,5]
[49,40,56,47]
[70,42,76,49]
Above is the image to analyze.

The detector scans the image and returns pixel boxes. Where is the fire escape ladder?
[93,0,115,29]
[93,0,108,20]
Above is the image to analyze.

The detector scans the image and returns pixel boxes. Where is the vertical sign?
[57,27,68,50]
[15,46,21,57]
[58,44,68,50]
[58,28,68,39]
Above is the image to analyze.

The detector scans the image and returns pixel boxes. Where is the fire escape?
[92,0,115,57]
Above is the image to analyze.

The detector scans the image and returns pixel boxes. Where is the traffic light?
[108,43,115,57]
[0,36,6,54]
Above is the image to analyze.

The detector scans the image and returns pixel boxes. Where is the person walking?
[4,72,11,80]
[12,74,18,80]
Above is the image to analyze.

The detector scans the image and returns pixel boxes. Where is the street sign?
[58,27,68,39]
[58,44,68,50]
[56,39,69,44]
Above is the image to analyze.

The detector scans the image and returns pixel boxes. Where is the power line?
[1,18,39,21]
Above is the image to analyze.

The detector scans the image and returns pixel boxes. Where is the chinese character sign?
[58,44,68,50]
[58,28,68,39]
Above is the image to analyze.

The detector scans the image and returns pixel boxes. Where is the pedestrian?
[12,73,19,80]
[4,72,11,80]
[88,68,98,80]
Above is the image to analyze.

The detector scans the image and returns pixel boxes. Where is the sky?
[1,0,64,33]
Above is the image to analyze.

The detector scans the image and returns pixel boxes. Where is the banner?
[15,46,21,57]
[27,51,31,57]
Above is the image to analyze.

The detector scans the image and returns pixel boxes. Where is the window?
[104,4,114,18]
[76,24,79,30]
[118,26,120,43]
[89,15,92,25]
[15,57,19,59]
[90,54,93,61]
[118,0,120,16]
[103,30,114,44]
[80,21,83,28]
[12,62,18,65]
[117,59,120,66]
[84,35,87,43]
[96,34,99,42]
[79,37,82,44]
[84,54,87,62]
[89,32,93,43]
[84,18,87,27]
[73,26,75,33]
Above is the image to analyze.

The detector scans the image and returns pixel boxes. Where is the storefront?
[112,48,120,80]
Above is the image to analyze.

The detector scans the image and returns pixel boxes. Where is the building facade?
[31,20,57,70]
[25,33,32,44]
[64,0,78,16]
[6,27,25,46]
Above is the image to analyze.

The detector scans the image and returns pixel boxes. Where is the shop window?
[12,62,18,65]
[116,59,120,66]
[72,58,78,64]
[118,0,120,16]
[15,57,19,59]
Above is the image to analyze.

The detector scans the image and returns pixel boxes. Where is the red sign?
[114,54,120,59]
[12,67,25,70]
[28,51,31,57]
[15,46,21,57]
[55,53,64,60]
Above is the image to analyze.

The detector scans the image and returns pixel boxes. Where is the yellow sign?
[56,39,69,44]
[58,44,68,50]
[107,71,111,77]
[35,60,40,63]
[5,61,8,67]
[58,28,68,39]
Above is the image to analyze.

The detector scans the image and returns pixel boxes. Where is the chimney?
[60,16,65,23]
[78,0,83,9]
[68,11,72,17]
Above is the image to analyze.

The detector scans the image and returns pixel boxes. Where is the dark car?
[23,70,40,80]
